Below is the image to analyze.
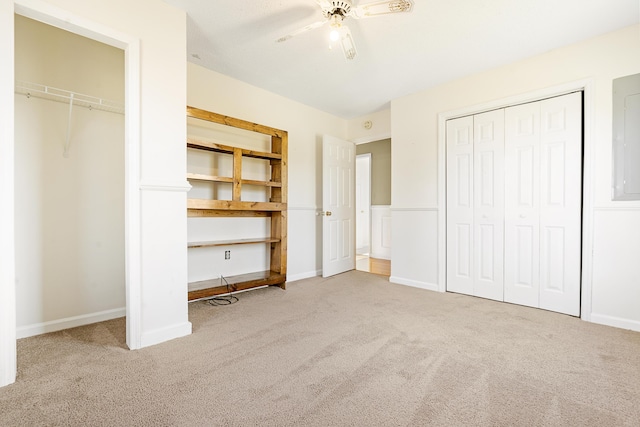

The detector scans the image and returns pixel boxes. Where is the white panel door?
[504,92,582,315]
[473,109,505,301]
[504,101,541,309]
[323,135,355,278]
[538,92,582,316]
[446,116,474,295]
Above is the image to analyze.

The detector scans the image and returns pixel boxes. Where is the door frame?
[1,0,142,387]
[356,153,372,255]
[437,79,595,321]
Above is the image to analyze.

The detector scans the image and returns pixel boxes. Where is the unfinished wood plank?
[280,132,288,205]
[187,199,285,211]
[270,211,287,276]
[188,238,280,248]
[187,138,282,160]
[186,173,233,183]
[187,209,270,218]
[233,148,242,201]
[187,106,286,138]
[188,271,286,301]
[241,179,282,187]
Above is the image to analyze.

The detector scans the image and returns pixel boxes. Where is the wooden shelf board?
[188,271,286,301]
[188,238,280,248]
[186,173,233,183]
[242,179,282,188]
[187,138,282,160]
[187,198,286,211]
[188,209,270,218]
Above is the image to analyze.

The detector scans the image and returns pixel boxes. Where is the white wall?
[14,16,125,338]
[2,0,190,387]
[390,24,640,330]
[347,109,391,143]
[187,63,347,282]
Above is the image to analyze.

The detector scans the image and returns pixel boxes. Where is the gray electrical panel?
[613,73,640,200]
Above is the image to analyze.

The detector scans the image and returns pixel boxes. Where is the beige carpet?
[2,271,640,426]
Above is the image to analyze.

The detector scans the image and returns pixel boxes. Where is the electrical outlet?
[224,250,231,260]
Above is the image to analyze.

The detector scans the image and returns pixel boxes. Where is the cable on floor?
[206,275,238,306]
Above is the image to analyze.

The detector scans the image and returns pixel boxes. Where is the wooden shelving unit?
[186,106,287,301]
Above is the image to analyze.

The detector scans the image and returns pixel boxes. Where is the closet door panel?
[473,109,504,301]
[538,92,582,316]
[504,103,540,309]
[446,116,474,295]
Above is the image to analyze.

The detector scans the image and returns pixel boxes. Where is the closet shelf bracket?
[64,93,74,158]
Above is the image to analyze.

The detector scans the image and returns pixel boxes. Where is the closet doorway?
[446,92,583,316]
[14,16,126,339]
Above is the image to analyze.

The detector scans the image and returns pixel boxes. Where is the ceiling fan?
[276,0,414,60]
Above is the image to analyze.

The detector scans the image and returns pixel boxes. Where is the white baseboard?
[590,313,640,333]
[140,321,192,348]
[389,276,439,292]
[17,307,126,339]
[287,270,321,283]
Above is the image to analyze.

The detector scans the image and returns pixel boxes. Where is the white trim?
[437,79,596,315]
[389,276,439,292]
[391,207,439,212]
[139,321,192,348]
[592,206,640,211]
[0,0,17,388]
[351,132,391,145]
[288,206,319,211]
[580,84,595,322]
[287,270,322,283]
[14,0,130,49]
[123,37,142,351]
[356,153,372,255]
[16,308,126,339]
[139,181,192,192]
[590,313,640,333]
[438,82,587,120]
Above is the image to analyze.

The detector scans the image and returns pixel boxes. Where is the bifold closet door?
[473,109,505,301]
[446,110,504,300]
[447,116,474,295]
[504,92,582,316]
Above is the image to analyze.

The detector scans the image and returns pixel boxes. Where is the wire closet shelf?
[14,80,125,115]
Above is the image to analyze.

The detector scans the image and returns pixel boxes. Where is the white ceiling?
[163,0,639,119]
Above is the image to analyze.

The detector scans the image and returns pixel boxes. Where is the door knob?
[321,211,332,216]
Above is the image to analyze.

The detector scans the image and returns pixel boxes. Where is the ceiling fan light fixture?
[339,26,357,60]
[329,13,343,41]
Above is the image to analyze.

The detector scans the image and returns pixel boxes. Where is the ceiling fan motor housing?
[325,0,353,18]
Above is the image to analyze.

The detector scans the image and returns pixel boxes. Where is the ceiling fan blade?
[314,0,332,12]
[351,0,413,19]
[276,20,327,43]
[339,25,357,60]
